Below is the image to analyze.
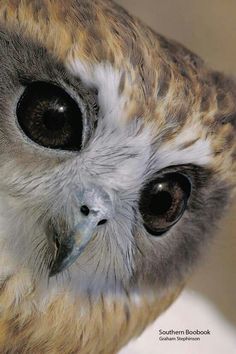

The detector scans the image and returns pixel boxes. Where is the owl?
[0,0,235,353]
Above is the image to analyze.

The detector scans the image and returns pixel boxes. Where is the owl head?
[0,0,235,299]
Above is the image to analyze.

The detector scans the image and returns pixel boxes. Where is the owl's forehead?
[0,0,236,181]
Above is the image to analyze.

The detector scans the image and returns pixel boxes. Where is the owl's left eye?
[17,81,85,150]
[139,173,191,236]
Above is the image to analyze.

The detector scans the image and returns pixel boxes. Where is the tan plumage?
[0,1,235,353]
[0,271,183,353]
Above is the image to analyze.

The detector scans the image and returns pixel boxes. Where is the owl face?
[0,0,235,297]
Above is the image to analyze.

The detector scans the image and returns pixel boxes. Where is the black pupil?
[149,191,172,216]
[17,81,84,150]
[43,107,66,131]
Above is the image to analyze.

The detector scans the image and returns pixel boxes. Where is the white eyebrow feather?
[154,122,212,169]
[157,138,212,168]
[68,59,212,169]
[67,59,127,125]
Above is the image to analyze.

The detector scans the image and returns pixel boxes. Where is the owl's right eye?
[17,81,84,150]
[139,172,191,236]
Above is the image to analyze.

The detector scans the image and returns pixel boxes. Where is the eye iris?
[139,173,191,236]
[17,81,84,150]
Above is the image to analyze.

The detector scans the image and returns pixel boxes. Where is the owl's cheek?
[132,180,231,291]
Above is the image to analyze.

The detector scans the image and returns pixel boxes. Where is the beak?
[49,218,100,277]
[48,184,113,277]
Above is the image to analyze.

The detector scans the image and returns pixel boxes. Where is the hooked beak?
[49,218,101,277]
[48,184,113,277]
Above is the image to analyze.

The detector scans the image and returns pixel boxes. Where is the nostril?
[97,219,108,226]
[80,205,90,216]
